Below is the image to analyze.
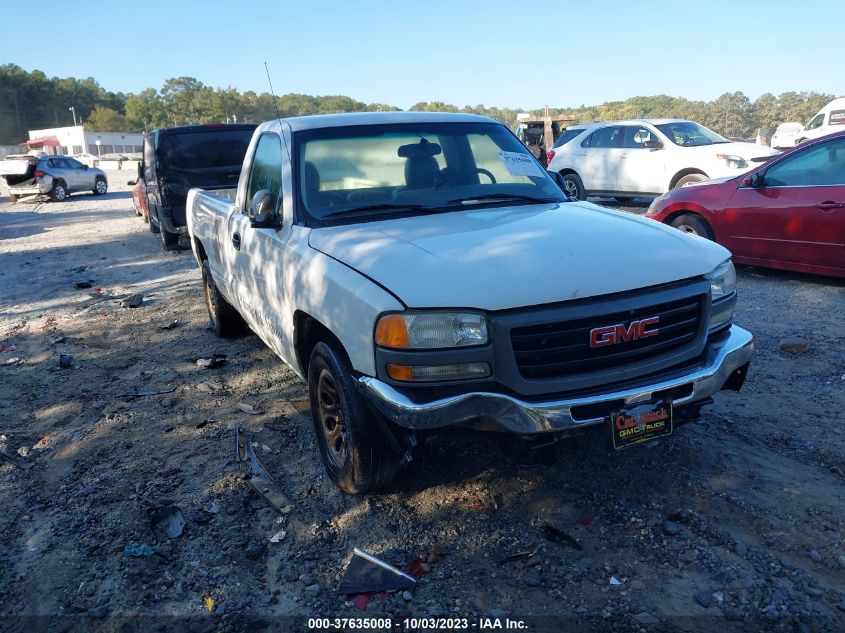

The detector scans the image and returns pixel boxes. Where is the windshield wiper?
[322,202,434,219]
[447,193,560,205]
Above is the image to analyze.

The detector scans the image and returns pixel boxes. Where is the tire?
[93,178,107,196]
[308,342,406,494]
[160,226,180,251]
[202,259,247,337]
[149,209,161,234]
[50,180,68,202]
[561,173,586,200]
[670,214,714,240]
[674,173,707,189]
[142,210,150,224]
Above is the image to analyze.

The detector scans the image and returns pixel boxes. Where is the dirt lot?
[1,177,843,632]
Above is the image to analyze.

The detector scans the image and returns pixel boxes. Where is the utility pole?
[69,106,78,126]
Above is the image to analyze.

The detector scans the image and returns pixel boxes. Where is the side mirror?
[84,164,89,169]
[644,140,663,150]
[250,189,279,227]
[742,172,764,188]
[547,170,571,196]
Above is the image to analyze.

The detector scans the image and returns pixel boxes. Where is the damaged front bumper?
[359,325,753,435]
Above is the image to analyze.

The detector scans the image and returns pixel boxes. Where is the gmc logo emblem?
[589,316,660,348]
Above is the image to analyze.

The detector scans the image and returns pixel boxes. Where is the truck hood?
[308,202,731,310]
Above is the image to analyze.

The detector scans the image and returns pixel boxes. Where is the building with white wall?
[26,126,143,157]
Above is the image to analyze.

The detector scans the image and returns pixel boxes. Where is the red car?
[645,131,845,278]
[130,177,149,224]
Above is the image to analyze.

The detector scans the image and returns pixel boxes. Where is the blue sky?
[8,0,842,109]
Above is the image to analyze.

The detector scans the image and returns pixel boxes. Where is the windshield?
[654,121,728,147]
[553,127,585,148]
[296,122,565,223]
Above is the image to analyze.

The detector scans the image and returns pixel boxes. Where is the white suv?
[547,119,778,200]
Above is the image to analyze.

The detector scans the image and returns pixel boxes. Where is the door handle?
[816,201,844,211]
[232,232,241,250]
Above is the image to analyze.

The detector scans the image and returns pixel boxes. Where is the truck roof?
[261,111,500,134]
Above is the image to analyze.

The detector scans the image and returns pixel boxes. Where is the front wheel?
[562,173,586,200]
[308,342,406,494]
[674,173,707,189]
[670,214,713,240]
[93,178,107,195]
[202,259,247,337]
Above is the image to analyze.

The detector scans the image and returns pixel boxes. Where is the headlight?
[707,260,736,299]
[646,192,669,215]
[706,260,737,329]
[716,154,748,169]
[375,311,488,350]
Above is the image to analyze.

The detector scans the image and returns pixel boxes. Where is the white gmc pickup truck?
[187,112,753,494]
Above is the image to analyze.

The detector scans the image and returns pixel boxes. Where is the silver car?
[1,155,108,202]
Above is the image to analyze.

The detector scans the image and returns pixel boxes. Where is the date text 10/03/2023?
[307,617,528,630]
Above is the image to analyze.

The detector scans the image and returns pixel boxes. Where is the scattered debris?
[119,386,177,398]
[337,548,419,594]
[196,382,216,394]
[195,419,213,429]
[237,403,260,415]
[3,357,21,365]
[197,354,227,369]
[0,449,32,470]
[780,337,810,354]
[123,543,160,558]
[498,544,541,566]
[236,427,293,513]
[120,293,144,308]
[609,576,622,586]
[157,319,180,330]
[151,506,186,539]
[269,529,286,543]
[694,590,713,608]
[16,446,30,458]
[542,523,583,551]
[73,281,93,289]
[46,334,65,346]
[203,596,215,612]
[58,354,74,369]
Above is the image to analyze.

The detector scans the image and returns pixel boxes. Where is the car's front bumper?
[359,325,753,435]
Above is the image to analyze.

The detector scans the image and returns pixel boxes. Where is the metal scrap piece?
[119,386,177,398]
[337,547,418,594]
[236,426,292,513]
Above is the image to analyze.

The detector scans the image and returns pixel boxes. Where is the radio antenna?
[264,61,282,122]
[264,61,290,159]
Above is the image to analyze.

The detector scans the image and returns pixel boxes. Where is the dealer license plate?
[609,400,673,450]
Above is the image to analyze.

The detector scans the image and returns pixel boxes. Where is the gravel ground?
[0,178,844,632]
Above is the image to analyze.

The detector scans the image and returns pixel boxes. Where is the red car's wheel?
[670,214,713,240]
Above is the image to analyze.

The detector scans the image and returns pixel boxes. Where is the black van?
[140,124,257,249]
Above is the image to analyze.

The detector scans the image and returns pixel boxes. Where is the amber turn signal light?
[375,315,410,349]
[386,364,414,381]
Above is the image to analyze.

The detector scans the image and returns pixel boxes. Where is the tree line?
[0,64,836,145]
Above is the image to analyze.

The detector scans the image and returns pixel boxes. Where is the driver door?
[229,132,289,358]
[722,136,845,269]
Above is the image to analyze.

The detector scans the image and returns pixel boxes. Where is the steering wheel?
[475,168,497,184]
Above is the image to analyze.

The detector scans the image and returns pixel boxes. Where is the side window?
[829,110,845,126]
[622,126,657,149]
[245,133,283,216]
[763,138,845,187]
[66,158,84,169]
[805,114,824,130]
[581,126,622,149]
[47,159,61,169]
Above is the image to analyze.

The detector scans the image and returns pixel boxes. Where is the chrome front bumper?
[359,326,754,434]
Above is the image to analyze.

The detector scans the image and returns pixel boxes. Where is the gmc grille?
[510,295,705,380]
